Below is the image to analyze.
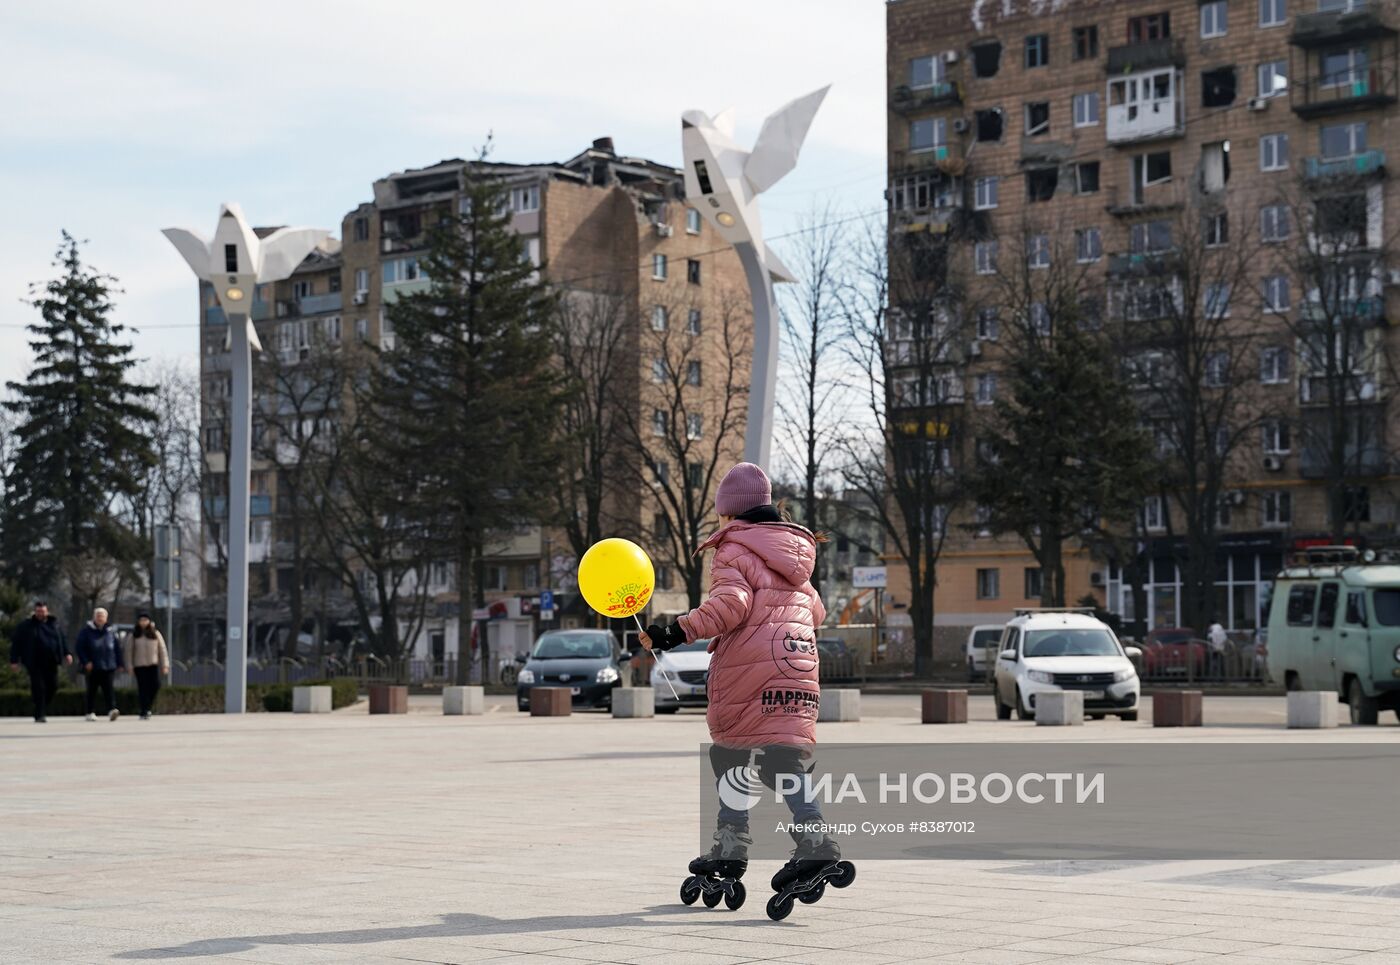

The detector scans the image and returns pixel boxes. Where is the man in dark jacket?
[8,601,72,722]
[75,607,122,721]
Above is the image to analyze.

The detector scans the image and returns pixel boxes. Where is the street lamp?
[162,204,329,713]
[681,86,829,470]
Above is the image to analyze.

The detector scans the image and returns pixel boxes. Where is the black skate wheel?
[831,861,856,889]
[725,881,746,910]
[702,887,723,908]
[766,893,794,921]
[680,878,701,905]
[799,882,825,904]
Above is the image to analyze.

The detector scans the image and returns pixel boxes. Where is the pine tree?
[1,233,157,612]
[375,160,563,682]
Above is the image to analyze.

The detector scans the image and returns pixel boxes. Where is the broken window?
[1128,12,1171,42]
[972,41,1002,78]
[976,108,1004,142]
[1131,152,1173,201]
[1076,161,1101,193]
[1026,168,1059,202]
[1315,194,1368,242]
[1202,66,1237,106]
[1201,141,1231,191]
[1025,101,1050,136]
[1073,25,1099,60]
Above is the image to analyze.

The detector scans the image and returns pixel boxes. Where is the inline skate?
[680,822,750,910]
[766,830,856,921]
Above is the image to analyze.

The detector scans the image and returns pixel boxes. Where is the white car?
[965,624,1003,681]
[651,638,711,714]
[992,610,1142,721]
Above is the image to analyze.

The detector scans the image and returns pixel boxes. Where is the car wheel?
[1015,686,1034,721]
[967,659,976,682]
[1349,677,1379,725]
[1120,711,1138,721]
[994,685,1012,720]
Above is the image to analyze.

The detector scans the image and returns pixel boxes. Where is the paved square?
[5,695,1400,964]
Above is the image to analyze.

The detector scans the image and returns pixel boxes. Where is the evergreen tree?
[2,233,156,612]
[375,160,562,682]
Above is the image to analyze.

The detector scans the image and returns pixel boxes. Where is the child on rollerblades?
[643,462,855,919]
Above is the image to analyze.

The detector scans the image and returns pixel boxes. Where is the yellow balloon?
[578,538,655,619]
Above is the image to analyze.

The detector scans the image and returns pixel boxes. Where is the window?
[1145,151,1173,185]
[1204,351,1230,386]
[1078,295,1104,330]
[975,241,998,275]
[1346,589,1368,626]
[974,176,999,210]
[687,309,702,335]
[292,279,312,301]
[1073,25,1099,60]
[1320,121,1367,159]
[1315,193,1367,242]
[324,315,341,343]
[355,317,368,341]
[685,208,702,234]
[1028,234,1050,269]
[1026,168,1058,201]
[1025,34,1049,68]
[687,259,701,285]
[651,305,668,330]
[382,256,422,284]
[1260,203,1290,242]
[910,54,945,88]
[1128,12,1172,42]
[910,117,946,153]
[1025,101,1050,136]
[1263,418,1291,454]
[1142,494,1166,531]
[508,184,540,212]
[1201,0,1228,36]
[1202,66,1238,106]
[652,253,667,280]
[1260,133,1289,171]
[1076,162,1100,194]
[686,361,701,387]
[353,217,369,242]
[1030,301,1052,335]
[972,41,1002,77]
[976,108,1004,142]
[1286,583,1317,625]
[1263,490,1292,527]
[1260,0,1287,26]
[204,425,224,450]
[1201,141,1231,191]
[1344,486,1370,523]
[1205,284,1232,318]
[1076,227,1102,262]
[1205,210,1229,247]
[651,357,668,382]
[1130,220,1173,252]
[1260,346,1290,383]
[975,373,997,405]
[977,308,1000,340]
[651,409,668,436]
[686,414,703,441]
[1262,274,1290,312]
[1257,60,1288,97]
[1216,496,1233,528]
[1022,568,1043,599]
[1320,47,1367,87]
[976,568,1001,599]
[353,268,369,296]
[1073,92,1100,126]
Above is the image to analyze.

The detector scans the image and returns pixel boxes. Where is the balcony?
[1104,182,1186,217]
[299,292,343,315]
[1298,297,1385,323]
[1106,39,1185,74]
[890,145,965,177]
[1291,7,1397,48]
[1303,149,1387,180]
[1292,66,1398,118]
[890,82,962,114]
[1106,70,1184,144]
[381,277,431,304]
[1107,250,1179,277]
[1299,372,1380,405]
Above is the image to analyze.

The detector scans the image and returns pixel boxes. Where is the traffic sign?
[852,566,887,589]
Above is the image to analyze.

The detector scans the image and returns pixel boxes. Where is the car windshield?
[532,633,612,660]
[1024,628,1120,657]
[669,639,710,653]
[1375,589,1400,627]
[972,629,1001,648]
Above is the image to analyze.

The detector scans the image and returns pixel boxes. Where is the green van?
[1266,550,1400,724]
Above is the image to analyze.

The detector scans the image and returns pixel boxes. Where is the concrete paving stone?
[1145,935,1278,954]
[1107,946,1235,963]
[767,949,913,965]
[924,948,1065,964]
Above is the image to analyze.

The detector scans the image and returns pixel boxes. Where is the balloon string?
[635,614,681,702]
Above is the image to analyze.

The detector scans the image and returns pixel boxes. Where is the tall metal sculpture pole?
[681,86,829,470]
[162,205,328,712]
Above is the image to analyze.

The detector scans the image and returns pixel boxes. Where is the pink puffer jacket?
[677,521,827,748]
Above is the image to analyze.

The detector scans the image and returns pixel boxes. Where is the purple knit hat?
[715,462,772,516]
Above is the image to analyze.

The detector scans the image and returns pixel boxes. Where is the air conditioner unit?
[967,340,983,357]
[1247,97,1268,111]
[352,292,368,306]
[943,50,960,64]
[1230,489,1247,506]
[1090,571,1106,587]
[654,223,673,237]
[952,117,970,134]
[1263,455,1284,472]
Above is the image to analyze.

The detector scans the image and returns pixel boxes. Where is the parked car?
[993,610,1141,721]
[515,629,624,711]
[1266,554,1400,724]
[652,638,711,713]
[965,625,1004,681]
[1142,627,1208,677]
[816,637,857,681]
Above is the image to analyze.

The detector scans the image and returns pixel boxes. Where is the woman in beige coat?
[125,612,170,720]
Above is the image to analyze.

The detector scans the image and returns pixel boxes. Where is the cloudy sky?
[0,0,887,387]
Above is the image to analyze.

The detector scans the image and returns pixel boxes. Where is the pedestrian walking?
[75,607,122,721]
[7,601,71,722]
[1207,621,1228,679]
[124,611,169,719]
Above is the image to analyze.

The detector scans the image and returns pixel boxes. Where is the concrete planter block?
[1036,690,1084,726]
[1287,690,1339,729]
[1153,690,1203,727]
[529,687,572,717]
[443,686,484,716]
[368,684,408,715]
[921,689,967,724]
[611,687,655,718]
[292,685,331,714]
[818,689,861,722]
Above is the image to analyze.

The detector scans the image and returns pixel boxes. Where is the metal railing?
[1293,67,1398,115]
